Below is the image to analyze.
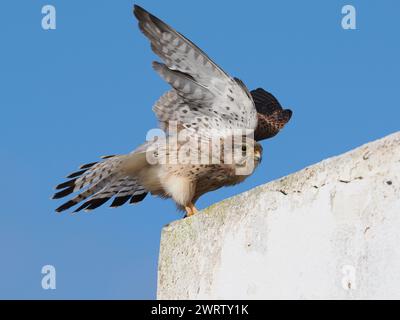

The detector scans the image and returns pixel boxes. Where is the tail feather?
[130,192,147,204]
[52,186,75,199]
[55,179,76,190]
[66,169,88,179]
[100,154,116,159]
[53,153,149,213]
[73,196,111,213]
[55,177,112,212]
[79,161,98,170]
[110,195,131,207]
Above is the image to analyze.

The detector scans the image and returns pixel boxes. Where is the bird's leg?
[184,206,193,217]
[184,203,198,217]
[190,203,199,215]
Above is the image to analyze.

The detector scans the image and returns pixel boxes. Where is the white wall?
[157,132,400,299]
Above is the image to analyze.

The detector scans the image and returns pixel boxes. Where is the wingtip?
[133,4,143,11]
[152,61,163,70]
[133,4,147,20]
[284,109,293,120]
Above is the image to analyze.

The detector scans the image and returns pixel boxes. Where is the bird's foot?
[184,203,199,218]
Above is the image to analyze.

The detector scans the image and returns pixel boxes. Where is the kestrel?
[52,5,292,217]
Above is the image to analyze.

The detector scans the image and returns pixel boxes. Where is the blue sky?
[0,0,399,299]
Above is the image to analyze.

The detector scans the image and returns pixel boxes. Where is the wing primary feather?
[134,5,258,134]
[251,88,282,114]
[251,88,293,141]
[133,4,230,81]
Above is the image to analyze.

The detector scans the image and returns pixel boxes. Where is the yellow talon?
[185,203,199,217]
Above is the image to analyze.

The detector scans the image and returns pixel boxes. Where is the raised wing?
[251,88,292,141]
[134,5,257,137]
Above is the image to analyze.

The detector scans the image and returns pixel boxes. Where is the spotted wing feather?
[134,5,257,137]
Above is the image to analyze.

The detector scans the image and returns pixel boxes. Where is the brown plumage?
[251,88,292,141]
[52,6,291,217]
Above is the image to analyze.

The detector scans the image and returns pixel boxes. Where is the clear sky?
[0,0,399,299]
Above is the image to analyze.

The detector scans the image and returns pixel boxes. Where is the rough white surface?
[157,132,400,299]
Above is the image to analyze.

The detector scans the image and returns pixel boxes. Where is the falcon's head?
[232,138,263,176]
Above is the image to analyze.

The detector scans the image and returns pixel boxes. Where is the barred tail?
[52,154,148,213]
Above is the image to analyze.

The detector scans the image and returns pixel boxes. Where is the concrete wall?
[157,132,400,299]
